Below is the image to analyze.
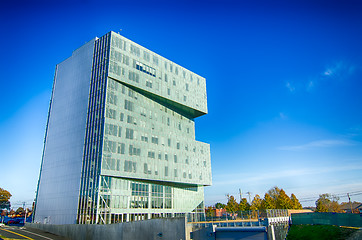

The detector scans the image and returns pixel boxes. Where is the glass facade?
[34,31,211,225]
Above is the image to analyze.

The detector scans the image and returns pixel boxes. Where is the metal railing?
[189,209,289,229]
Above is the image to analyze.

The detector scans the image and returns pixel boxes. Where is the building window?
[107,92,118,105]
[144,163,151,174]
[135,60,156,77]
[118,126,122,137]
[151,136,159,144]
[124,160,136,173]
[130,44,140,56]
[128,71,140,83]
[129,145,141,156]
[126,128,134,139]
[105,123,118,136]
[148,151,155,159]
[125,100,134,111]
[141,135,148,142]
[127,115,134,124]
[106,108,116,119]
[143,51,150,62]
[146,79,153,88]
[153,55,158,65]
[118,143,125,154]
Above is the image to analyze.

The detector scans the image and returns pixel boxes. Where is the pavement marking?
[17,229,53,240]
[0,228,34,240]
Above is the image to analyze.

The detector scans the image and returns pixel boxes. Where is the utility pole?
[239,189,242,202]
[348,193,352,213]
[246,192,252,204]
[22,202,26,225]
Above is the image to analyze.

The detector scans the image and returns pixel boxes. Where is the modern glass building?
[34,31,211,225]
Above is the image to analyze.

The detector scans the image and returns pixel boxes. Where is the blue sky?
[1,0,362,209]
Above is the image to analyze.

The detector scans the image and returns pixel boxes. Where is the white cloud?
[285,81,295,92]
[306,80,314,91]
[278,139,354,151]
[279,112,288,120]
[322,61,355,81]
[286,61,356,93]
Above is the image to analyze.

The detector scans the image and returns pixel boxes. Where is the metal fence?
[189,209,289,229]
[291,212,362,228]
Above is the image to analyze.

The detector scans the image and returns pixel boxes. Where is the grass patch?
[287,225,358,240]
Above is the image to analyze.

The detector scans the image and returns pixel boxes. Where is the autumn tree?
[276,189,292,209]
[290,193,303,209]
[205,206,215,217]
[239,198,250,211]
[0,188,12,210]
[250,194,262,210]
[261,193,275,209]
[225,195,238,213]
[16,207,24,215]
[215,202,226,209]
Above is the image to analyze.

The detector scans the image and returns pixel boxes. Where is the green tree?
[290,193,303,209]
[267,186,281,203]
[316,194,332,212]
[276,189,292,209]
[315,194,342,212]
[261,193,275,209]
[0,188,12,210]
[225,195,238,213]
[250,194,262,210]
[239,198,250,211]
[205,206,215,217]
[215,202,226,209]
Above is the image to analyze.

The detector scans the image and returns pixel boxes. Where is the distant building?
[34,31,211,224]
[340,202,362,213]
[215,208,227,217]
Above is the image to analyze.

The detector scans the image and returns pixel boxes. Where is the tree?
[205,206,215,217]
[267,186,282,203]
[276,189,292,209]
[215,202,226,209]
[225,195,238,214]
[316,194,342,213]
[261,193,275,209]
[250,194,262,210]
[290,193,303,209]
[239,198,250,211]
[0,188,12,210]
[16,207,25,215]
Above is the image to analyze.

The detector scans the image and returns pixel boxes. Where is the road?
[0,226,69,240]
